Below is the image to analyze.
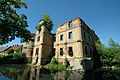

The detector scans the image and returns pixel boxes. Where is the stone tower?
[22,33,35,61]
[32,20,53,65]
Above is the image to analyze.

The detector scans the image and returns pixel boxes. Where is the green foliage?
[36,14,54,32]
[44,57,71,70]
[0,52,27,64]
[7,48,14,54]
[16,46,22,54]
[64,58,70,68]
[95,38,120,67]
[69,52,73,57]
[50,57,58,64]
[60,49,63,56]
[0,0,32,45]
[0,46,26,64]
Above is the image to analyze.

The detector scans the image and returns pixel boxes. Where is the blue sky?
[1,0,120,46]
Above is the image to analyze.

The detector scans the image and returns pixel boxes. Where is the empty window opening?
[84,32,86,40]
[39,28,41,34]
[69,47,73,57]
[37,36,40,42]
[35,48,39,64]
[69,21,72,27]
[89,36,91,42]
[60,48,63,56]
[60,35,63,41]
[36,48,39,56]
[69,32,72,39]
[84,47,88,57]
[53,37,56,42]
[30,51,33,57]
[90,48,92,57]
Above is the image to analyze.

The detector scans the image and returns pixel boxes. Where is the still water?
[0,65,120,80]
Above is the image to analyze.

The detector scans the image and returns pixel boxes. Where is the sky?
[1,0,120,47]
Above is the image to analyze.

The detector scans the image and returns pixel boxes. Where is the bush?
[50,57,58,64]
[0,52,27,64]
[64,58,70,68]
[44,57,72,70]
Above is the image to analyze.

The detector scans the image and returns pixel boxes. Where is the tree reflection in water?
[0,65,120,80]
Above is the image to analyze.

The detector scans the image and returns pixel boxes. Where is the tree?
[36,14,54,32]
[7,48,14,54]
[0,0,32,45]
[95,38,120,67]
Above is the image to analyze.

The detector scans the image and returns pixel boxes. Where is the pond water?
[0,65,120,80]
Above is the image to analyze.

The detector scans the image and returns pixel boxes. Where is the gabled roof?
[11,45,22,51]
[0,47,10,52]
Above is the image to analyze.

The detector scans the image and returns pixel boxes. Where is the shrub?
[50,57,58,64]
[64,58,70,68]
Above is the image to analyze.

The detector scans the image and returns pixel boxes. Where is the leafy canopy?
[0,0,32,45]
[36,14,54,32]
[95,38,120,67]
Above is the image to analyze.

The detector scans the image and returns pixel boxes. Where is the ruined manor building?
[22,18,99,71]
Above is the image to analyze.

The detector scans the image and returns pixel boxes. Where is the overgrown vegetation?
[0,47,27,64]
[95,38,120,67]
[44,57,71,71]
[36,14,54,32]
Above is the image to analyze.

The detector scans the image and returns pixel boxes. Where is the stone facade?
[23,18,99,71]
[22,34,35,61]
[32,21,53,65]
[54,18,99,71]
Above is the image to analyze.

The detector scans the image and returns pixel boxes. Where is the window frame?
[68,47,73,57]
[60,35,63,41]
[60,48,63,56]
[69,32,72,39]
[37,36,40,42]
[69,21,72,27]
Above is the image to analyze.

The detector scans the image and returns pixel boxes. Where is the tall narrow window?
[84,32,86,40]
[37,36,40,42]
[60,48,63,56]
[90,48,92,57]
[84,47,88,57]
[69,21,72,27]
[60,35,63,41]
[89,36,91,42]
[69,47,73,57]
[39,28,41,34]
[53,37,56,42]
[69,32,72,39]
[36,48,39,55]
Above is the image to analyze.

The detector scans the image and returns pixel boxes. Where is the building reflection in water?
[1,65,114,80]
[0,66,94,80]
[16,67,92,80]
